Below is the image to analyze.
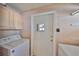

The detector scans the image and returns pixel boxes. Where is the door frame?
[31,11,57,56]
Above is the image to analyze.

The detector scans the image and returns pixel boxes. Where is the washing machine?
[0,34,29,56]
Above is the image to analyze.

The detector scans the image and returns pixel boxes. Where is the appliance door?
[58,46,68,56]
[10,43,27,56]
[58,44,79,56]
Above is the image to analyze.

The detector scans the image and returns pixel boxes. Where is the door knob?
[50,39,53,42]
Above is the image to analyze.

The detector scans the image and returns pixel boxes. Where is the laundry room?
[0,3,79,56]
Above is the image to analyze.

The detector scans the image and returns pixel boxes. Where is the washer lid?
[1,40,26,49]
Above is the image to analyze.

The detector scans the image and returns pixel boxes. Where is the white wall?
[57,15,79,45]
[21,4,77,38]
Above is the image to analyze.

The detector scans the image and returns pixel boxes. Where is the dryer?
[58,43,79,56]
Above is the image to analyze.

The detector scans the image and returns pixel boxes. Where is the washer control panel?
[0,35,21,45]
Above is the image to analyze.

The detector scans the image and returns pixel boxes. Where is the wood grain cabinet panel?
[0,5,10,29]
[9,8,14,29]
[0,47,3,56]
[13,11,23,29]
[0,5,23,29]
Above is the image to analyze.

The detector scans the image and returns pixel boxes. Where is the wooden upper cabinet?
[9,8,14,29]
[0,5,23,29]
[13,11,23,29]
[0,5,10,29]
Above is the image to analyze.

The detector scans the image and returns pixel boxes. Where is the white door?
[31,11,56,56]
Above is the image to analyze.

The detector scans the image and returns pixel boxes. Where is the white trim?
[31,11,57,56]
[31,15,34,56]
[31,11,56,17]
[52,12,58,56]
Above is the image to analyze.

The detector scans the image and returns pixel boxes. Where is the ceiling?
[7,3,51,12]
[7,3,79,14]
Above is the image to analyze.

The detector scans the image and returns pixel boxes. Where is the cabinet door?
[0,6,10,29]
[14,11,23,29]
[9,8,14,29]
